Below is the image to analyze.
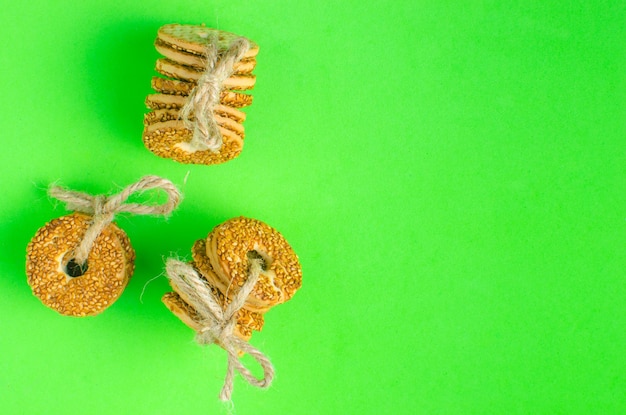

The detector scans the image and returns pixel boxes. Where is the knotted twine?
[49,175,181,266]
[179,34,251,153]
[165,258,274,401]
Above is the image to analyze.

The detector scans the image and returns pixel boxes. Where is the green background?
[0,1,624,413]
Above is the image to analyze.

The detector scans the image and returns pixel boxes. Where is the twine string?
[49,175,182,265]
[179,35,251,153]
[165,259,274,401]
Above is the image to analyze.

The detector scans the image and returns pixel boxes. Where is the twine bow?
[165,259,274,401]
[179,35,251,153]
[49,175,182,265]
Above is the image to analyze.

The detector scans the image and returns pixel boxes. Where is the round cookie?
[157,24,259,59]
[144,94,247,123]
[142,120,244,165]
[191,238,266,313]
[145,93,187,110]
[26,213,131,317]
[143,109,245,137]
[143,108,179,125]
[151,77,254,108]
[156,59,256,90]
[151,76,195,96]
[163,261,264,341]
[155,38,257,73]
[205,217,302,312]
[163,292,257,342]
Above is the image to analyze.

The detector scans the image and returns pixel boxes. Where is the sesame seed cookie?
[156,58,256,90]
[163,261,264,341]
[205,217,302,312]
[192,238,269,314]
[145,24,257,164]
[151,77,254,108]
[142,120,243,165]
[162,292,256,344]
[143,109,245,137]
[26,213,133,317]
[157,24,259,59]
[151,76,195,96]
[144,94,246,122]
[155,38,257,73]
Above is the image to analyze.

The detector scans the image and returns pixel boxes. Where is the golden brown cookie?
[163,292,259,343]
[163,261,264,341]
[157,24,259,59]
[26,213,132,317]
[143,109,245,137]
[162,291,203,330]
[192,238,267,313]
[142,120,244,165]
[205,217,302,312]
[143,108,180,124]
[151,76,195,96]
[144,94,247,123]
[151,77,254,108]
[155,59,256,90]
[155,38,257,73]
[144,24,257,164]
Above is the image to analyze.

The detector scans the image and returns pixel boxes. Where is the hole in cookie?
[65,259,88,278]
[247,250,269,271]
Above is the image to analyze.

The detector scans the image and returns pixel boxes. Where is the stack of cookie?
[143,24,258,165]
[162,217,302,341]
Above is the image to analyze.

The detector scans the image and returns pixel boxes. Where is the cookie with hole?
[204,217,302,313]
[26,213,132,317]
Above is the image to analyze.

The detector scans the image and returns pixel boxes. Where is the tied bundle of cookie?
[143,24,258,165]
[26,176,181,317]
[163,217,302,343]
